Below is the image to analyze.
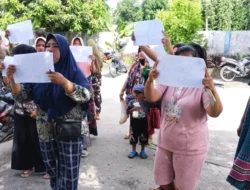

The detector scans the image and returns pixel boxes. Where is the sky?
[106,0,120,9]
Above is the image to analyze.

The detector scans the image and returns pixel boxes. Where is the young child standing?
[127,84,152,159]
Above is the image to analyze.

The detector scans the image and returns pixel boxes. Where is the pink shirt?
[155,85,210,155]
[77,62,91,78]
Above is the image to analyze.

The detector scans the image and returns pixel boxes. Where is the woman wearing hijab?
[35,37,46,52]
[10,45,45,178]
[71,37,97,157]
[7,34,91,190]
[87,39,103,120]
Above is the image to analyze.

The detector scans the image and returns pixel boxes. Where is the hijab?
[32,34,89,121]
[71,37,84,46]
[87,39,103,74]
[35,37,46,46]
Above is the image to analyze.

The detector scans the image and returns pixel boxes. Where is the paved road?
[0,68,249,190]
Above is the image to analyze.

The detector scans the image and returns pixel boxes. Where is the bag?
[147,108,161,135]
[54,119,81,141]
[142,66,151,78]
[119,100,129,124]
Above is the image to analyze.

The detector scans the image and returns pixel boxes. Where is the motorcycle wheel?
[220,66,236,82]
[109,62,117,78]
[120,64,127,73]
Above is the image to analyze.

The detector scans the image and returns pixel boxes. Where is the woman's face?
[46,38,60,64]
[73,39,82,46]
[36,39,46,52]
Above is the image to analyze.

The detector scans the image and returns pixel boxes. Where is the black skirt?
[11,112,45,172]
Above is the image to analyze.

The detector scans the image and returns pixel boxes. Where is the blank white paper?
[7,20,34,43]
[13,52,54,83]
[70,46,93,63]
[156,55,206,88]
[2,56,14,77]
[134,20,164,46]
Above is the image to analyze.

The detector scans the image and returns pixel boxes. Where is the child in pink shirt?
[145,45,223,190]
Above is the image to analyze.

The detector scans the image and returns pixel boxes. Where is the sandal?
[43,173,50,179]
[128,151,138,159]
[21,169,35,178]
[140,151,148,159]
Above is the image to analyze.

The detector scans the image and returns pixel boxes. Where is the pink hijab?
[71,37,91,78]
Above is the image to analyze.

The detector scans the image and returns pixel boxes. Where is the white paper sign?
[152,45,166,58]
[2,56,14,77]
[7,20,34,43]
[134,20,164,46]
[13,52,54,83]
[156,55,206,88]
[70,46,93,62]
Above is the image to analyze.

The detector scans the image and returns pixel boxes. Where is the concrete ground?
[0,68,249,190]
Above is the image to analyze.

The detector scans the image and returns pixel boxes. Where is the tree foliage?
[142,0,168,20]
[202,0,250,30]
[0,0,111,34]
[115,0,143,28]
[156,0,203,44]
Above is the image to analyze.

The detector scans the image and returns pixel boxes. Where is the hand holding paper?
[3,56,14,77]
[7,20,34,43]
[70,46,93,62]
[13,52,55,83]
[134,20,164,46]
[156,55,206,88]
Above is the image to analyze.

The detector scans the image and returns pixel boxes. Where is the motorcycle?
[219,56,250,82]
[104,51,128,78]
[0,92,14,144]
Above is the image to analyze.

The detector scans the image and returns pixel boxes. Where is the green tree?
[0,0,111,34]
[115,0,143,28]
[142,0,168,20]
[156,0,203,44]
[202,0,250,31]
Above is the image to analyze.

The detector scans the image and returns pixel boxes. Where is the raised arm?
[162,31,174,55]
[139,46,158,62]
[144,62,162,102]
[203,69,223,118]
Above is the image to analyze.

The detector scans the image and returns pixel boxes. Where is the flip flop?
[140,151,148,159]
[21,169,35,178]
[128,151,138,159]
[43,173,50,179]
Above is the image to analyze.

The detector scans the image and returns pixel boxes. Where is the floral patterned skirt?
[87,76,98,136]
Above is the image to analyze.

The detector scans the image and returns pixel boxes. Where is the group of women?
[1,27,250,190]
[0,31,103,190]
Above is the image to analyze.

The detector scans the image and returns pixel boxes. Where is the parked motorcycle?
[0,92,14,144]
[219,56,250,82]
[104,51,127,78]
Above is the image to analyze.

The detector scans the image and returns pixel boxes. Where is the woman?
[7,34,91,190]
[10,45,45,178]
[145,45,223,190]
[71,36,96,157]
[34,37,50,179]
[87,39,103,120]
[227,93,250,188]
[35,37,46,52]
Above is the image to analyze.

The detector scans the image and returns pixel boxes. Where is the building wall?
[201,31,250,55]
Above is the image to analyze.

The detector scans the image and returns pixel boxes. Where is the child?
[127,84,153,159]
